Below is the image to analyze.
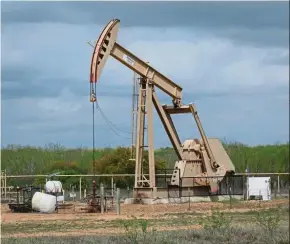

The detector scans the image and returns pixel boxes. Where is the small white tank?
[56,195,64,202]
[32,192,57,213]
[45,181,62,193]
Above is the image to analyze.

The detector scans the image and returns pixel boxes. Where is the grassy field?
[2,204,289,244]
[3,227,289,244]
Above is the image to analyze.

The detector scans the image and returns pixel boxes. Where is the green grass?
[2,207,289,244]
[2,226,289,244]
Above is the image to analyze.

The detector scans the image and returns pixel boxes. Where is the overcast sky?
[1,1,289,148]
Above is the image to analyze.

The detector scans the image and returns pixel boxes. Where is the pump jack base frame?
[132,186,217,200]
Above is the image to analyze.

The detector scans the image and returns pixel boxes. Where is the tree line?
[1,142,289,189]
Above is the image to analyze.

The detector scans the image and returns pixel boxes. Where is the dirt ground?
[1,198,288,238]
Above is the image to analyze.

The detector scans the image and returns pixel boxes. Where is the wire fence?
[166,175,245,198]
[1,172,289,202]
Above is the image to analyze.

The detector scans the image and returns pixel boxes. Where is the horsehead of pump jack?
[89,19,235,199]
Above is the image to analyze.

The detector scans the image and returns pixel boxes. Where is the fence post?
[100,184,104,214]
[273,180,277,198]
[4,170,7,199]
[179,168,182,198]
[111,177,114,196]
[165,169,167,187]
[277,175,280,194]
[226,176,229,195]
[16,186,20,204]
[72,186,75,202]
[116,188,120,215]
[229,186,232,209]
[127,186,130,198]
[79,177,82,200]
[244,175,249,200]
[188,187,190,211]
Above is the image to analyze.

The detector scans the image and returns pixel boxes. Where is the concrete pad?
[124,195,244,205]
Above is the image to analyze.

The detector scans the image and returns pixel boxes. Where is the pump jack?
[89,19,235,199]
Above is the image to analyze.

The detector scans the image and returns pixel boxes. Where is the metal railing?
[2,172,289,201]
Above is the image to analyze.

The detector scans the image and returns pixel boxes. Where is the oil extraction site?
[2,18,284,216]
[88,18,240,203]
[1,1,289,242]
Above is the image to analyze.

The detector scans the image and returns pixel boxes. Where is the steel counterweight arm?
[89,19,183,107]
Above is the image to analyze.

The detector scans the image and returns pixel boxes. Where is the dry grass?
[1,199,289,244]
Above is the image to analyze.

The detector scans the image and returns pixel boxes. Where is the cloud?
[1,2,289,148]
[108,32,289,100]
[2,2,288,29]
[2,1,288,48]
[1,88,133,147]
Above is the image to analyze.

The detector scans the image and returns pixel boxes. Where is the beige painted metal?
[130,72,139,160]
[189,104,217,168]
[111,43,182,106]
[134,80,156,188]
[89,19,261,196]
[152,91,183,160]
[163,105,191,114]
[134,80,146,187]
[90,19,120,83]
[146,82,155,187]
[163,103,235,192]
[90,19,182,106]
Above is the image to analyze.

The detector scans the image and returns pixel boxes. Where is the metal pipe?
[116,188,120,215]
[79,177,82,200]
[111,177,114,196]
[277,175,280,194]
[100,184,104,214]
[63,189,65,203]
[16,187,20,204]
[72,186,75,202]
[5,170,7,199]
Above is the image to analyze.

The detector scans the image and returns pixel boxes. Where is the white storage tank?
[45,181,62,193]
[247,177,271,201]
[56,195,64,202]
[32,192,57,213]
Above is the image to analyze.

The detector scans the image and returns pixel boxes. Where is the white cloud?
[2,23,289,147]
[3,88,131,131]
